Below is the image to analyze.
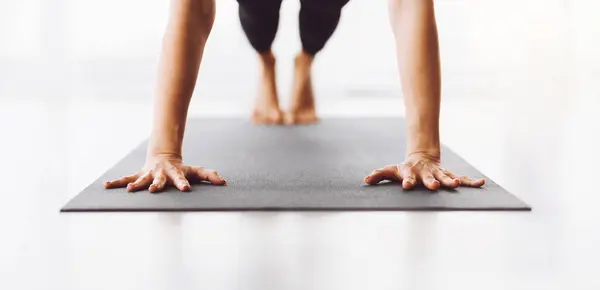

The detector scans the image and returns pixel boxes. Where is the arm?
[105,0,226,192]
[389,0,440,158]
[365,0,484,190]
[149,0,214,158]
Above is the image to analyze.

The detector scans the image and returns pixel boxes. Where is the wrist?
[147,134,183,159]
[405,115,440,158]
[406,149,441,160]
[406,136,440,158]
[148,117,185,155]
[406,142,440,159]
[406,131,440,159]
[147,147,182,159]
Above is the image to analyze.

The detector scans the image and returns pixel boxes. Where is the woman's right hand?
[104,153,226,193]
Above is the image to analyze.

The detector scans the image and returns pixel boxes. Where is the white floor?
[1,0,600,289]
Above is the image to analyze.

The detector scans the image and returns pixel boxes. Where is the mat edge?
[60,207,532,213]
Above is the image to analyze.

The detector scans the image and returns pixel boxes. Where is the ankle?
[259,50,276,68]
[295,50,314,67]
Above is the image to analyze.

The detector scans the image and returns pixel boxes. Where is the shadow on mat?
[363,181,459,194]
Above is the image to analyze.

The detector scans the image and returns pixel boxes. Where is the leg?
[238,0,284,124]
[286,0,350,125]
[299,0,349,56]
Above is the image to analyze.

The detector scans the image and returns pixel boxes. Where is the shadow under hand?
[364,180,460,194]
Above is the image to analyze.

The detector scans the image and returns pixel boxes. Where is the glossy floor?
[1,0,600,289]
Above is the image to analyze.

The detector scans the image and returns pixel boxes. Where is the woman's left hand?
[364,152,485,190]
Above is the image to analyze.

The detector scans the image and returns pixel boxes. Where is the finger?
[166,167,191,192]
[433,169,460,188]
[419,169,440,190]
[206,170,227,185]
[189,166,227,185]
[458,176,486,187]
[443,170,485,188]
[104,174,139,189]
[399,164,417,190]
[149,172,167,193]
[127,172,154,192]
[364,165,401,185]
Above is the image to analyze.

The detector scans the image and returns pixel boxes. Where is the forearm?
[149,0,215,157]
[389,0,441,157]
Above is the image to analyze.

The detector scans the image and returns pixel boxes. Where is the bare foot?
[252,51,283,125]
[285,51,318,125]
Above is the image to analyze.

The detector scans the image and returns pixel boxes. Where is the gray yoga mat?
[61,118,530,212]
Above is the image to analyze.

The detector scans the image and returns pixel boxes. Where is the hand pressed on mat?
[103,0,224,194]
[104,154,226,193]
[364,152,485,190]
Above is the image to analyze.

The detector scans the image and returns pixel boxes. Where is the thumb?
[365,165,402,185]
